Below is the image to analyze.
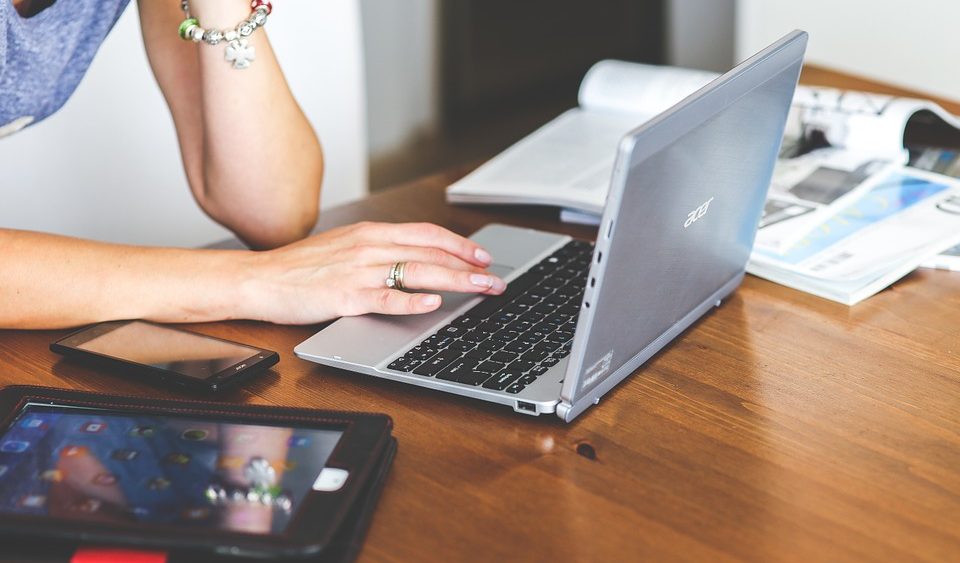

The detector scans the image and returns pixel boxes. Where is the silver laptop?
[296,31,807,422]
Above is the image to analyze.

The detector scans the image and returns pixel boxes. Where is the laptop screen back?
[561,32,807,413]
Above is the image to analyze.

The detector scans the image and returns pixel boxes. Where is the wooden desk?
[1,68,958,562]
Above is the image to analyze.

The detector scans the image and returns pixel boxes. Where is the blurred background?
[1,0,956,247]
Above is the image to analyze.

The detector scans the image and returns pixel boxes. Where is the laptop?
[296,31,808,422]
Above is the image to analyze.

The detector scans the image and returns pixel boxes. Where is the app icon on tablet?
[19,418,47,430]
[147,477,171,491]
[288,436,310,448]
[1,441,30,453]
[61,445,89,457]
[18,495,46,509]
[163,453,191,466]
[110,449,140,462]
[93,473,118,486]
[181,429,209,442]
[80,422,106,433]
[129,426,155,438]
[40,469,64,482]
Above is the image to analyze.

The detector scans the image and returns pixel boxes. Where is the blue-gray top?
[0,0,131,137]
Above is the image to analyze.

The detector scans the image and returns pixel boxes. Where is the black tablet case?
[0,436,396,563]
[0,385,398,563]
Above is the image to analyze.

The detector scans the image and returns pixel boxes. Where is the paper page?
[756,148,906,252]
[752,168,960,283]
[791,86,960,158]
[578,60,718,116]
[447,108,647,213]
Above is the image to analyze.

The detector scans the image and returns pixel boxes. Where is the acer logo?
[684,197,714,228]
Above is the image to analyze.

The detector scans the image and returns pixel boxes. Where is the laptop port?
[516,401,537,414]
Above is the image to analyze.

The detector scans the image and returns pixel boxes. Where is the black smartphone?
[51,320,279,392]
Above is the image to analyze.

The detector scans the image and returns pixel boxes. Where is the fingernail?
[474,248,492,264]
[470,274,494,288]
[490,277,506,293]
[420,294,441,307]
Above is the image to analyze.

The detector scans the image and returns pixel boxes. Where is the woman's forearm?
[139,0,324,250]
[0,229,251,329]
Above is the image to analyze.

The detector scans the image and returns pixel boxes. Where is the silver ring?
[385,262,406,290]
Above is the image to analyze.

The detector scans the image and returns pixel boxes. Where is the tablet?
[0,386,394,559]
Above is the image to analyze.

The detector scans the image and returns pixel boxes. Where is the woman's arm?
[138,0,323,249]
[0,223,504,329]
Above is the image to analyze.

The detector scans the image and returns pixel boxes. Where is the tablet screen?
[0,404,343,535]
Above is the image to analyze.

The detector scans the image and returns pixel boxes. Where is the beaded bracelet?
[178,0,272,70]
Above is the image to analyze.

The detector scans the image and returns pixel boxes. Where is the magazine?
[748,168,960,304]
[445,61,718,214]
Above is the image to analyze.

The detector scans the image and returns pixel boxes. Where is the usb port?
[516,401,537,414]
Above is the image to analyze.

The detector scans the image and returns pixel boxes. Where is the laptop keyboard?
[387,240,593,394]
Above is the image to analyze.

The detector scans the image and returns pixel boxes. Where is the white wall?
[737,0,960,101]
[667,0,737,72]
[359,0,439,158]
[0,2,367,247]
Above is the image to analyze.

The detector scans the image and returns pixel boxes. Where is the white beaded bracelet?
[178,0,272,70]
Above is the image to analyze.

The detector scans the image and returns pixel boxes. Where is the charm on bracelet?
[179,1,271,70]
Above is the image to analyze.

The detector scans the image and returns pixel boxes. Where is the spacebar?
[466,271,540,319]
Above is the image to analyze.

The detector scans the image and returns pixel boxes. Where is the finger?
[352,222,493,267]
[366,262,506,294]
[360,289,443,315]
[351,244,486,273]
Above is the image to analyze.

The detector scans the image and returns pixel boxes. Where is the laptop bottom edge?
[557,272,745,422]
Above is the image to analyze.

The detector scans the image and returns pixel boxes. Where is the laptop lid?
[557,31,808,421]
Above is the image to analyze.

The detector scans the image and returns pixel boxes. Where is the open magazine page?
[577,60,717,115]
[756,147,906,252]
[749,169,960,304]
[788,87,960,158]
[909,146,960,270]
[756,86,960,251]
[447,61,715,213]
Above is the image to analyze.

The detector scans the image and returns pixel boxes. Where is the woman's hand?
[238,222,506,324]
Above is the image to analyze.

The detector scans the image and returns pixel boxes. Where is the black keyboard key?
[543,294,567,307]
[448,340,474,352]
[424,334,456,349]
[458,369,493,387]
[521,349,549,363]
[438,325,464,337]
[505,383,526,394]
[504,341,529,354]
[482,370,523,391]
[555,345,573,359]
[460,330,486,344]
[412,349,462,377]
[436,358,479,382]
[476,321,502,334]
[530,365,549,377]
[387,356,413,372]
[408,345,436,360]
[520,311,546,323]
[476,360,505,374]
[453,316,479,328]
[491,330,520,344]
[510,360,535,373]
[465,348,488,361]
[520,374,538,385]
[490,350,519,364]
[555,331,575,343]
[477,340,502,353]
[542,356,560,367]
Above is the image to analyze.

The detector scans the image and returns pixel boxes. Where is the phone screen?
[74,321,261,380]
[0,404,343,535]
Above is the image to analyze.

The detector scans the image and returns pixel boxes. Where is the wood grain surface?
[0,68,958,562]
